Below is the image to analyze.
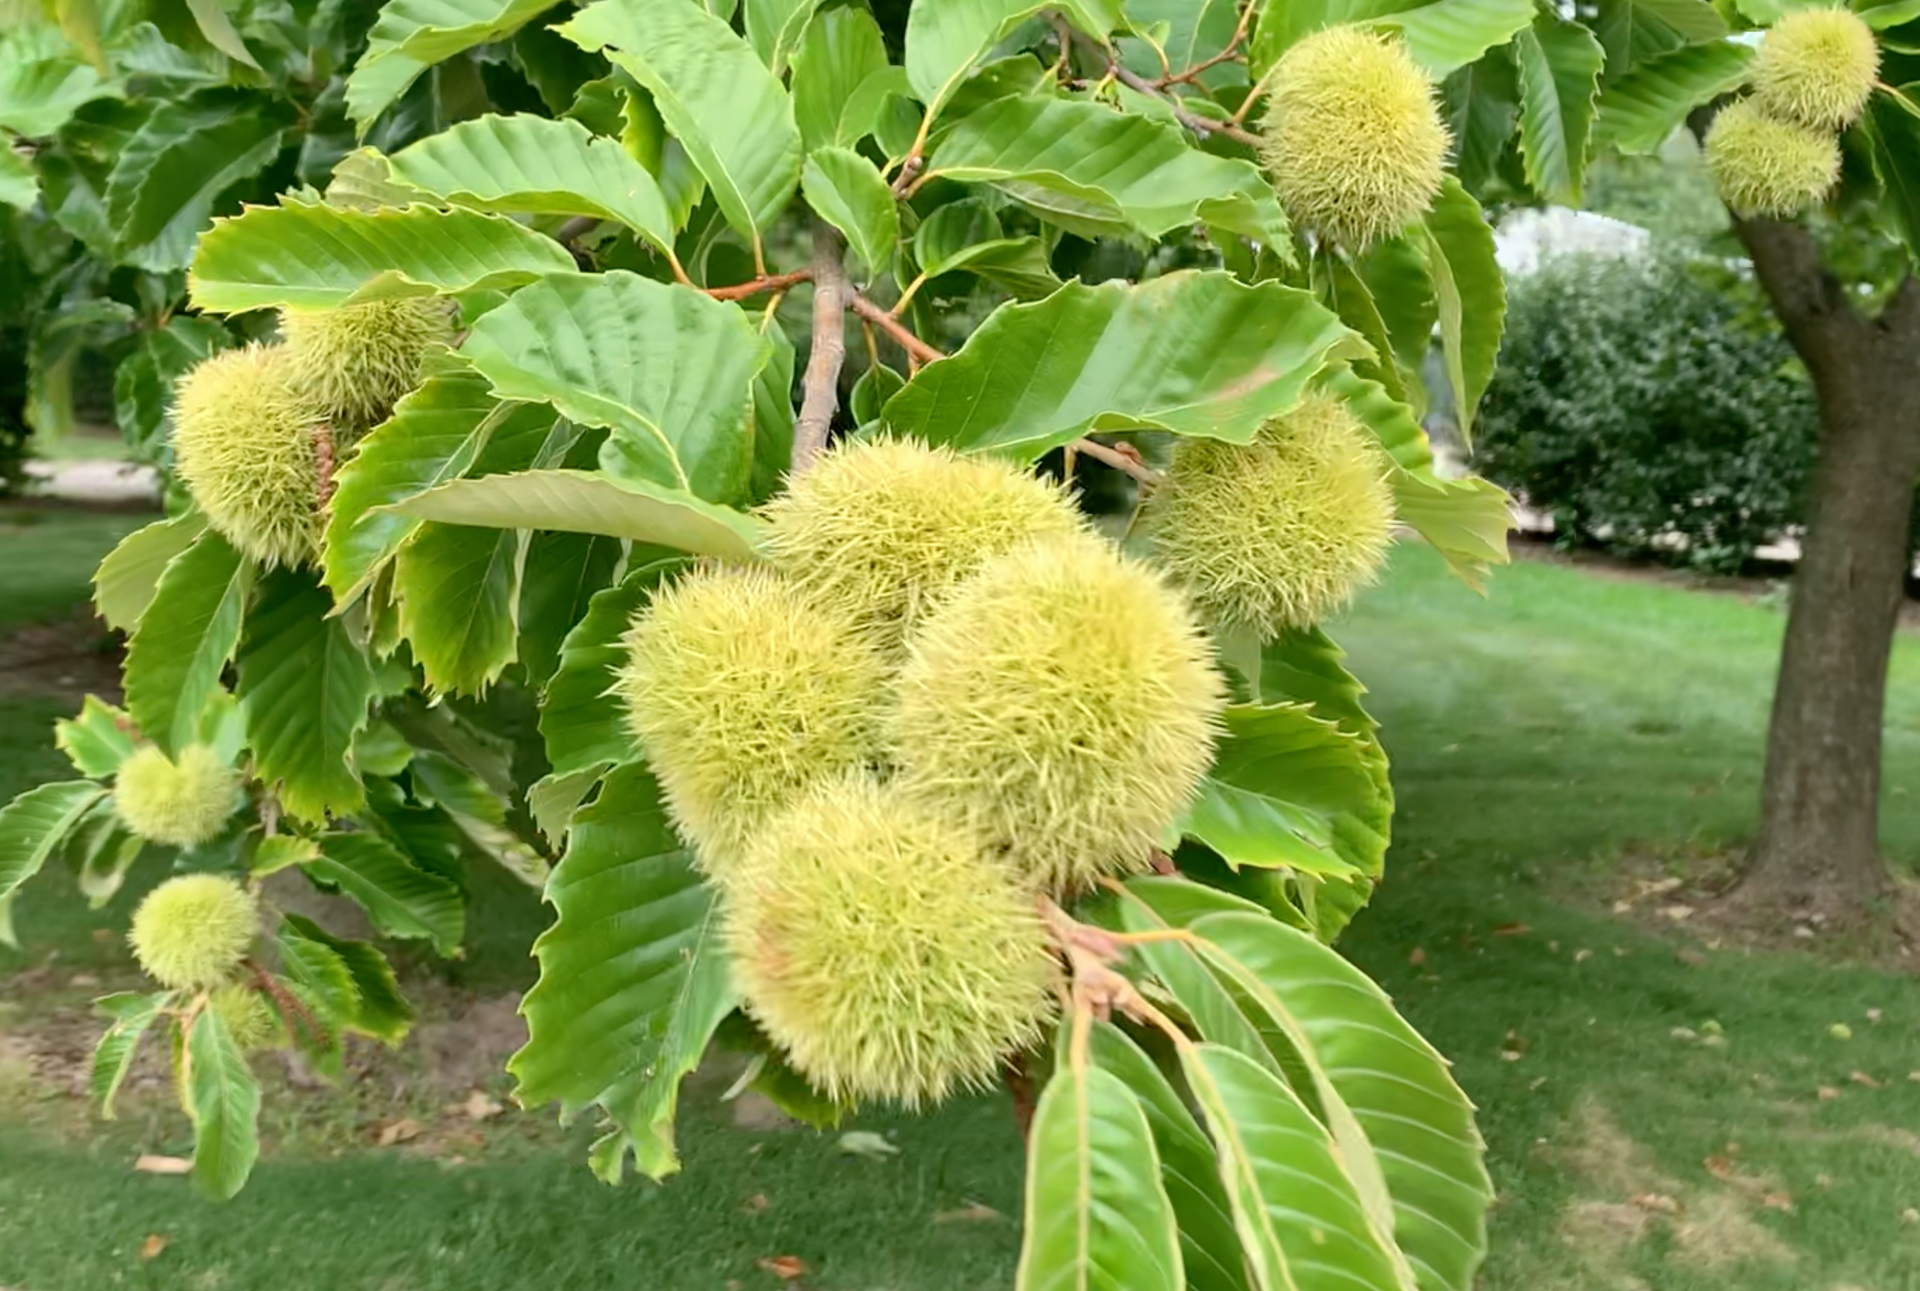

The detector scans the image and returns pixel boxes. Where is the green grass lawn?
[2,513,1917,1291]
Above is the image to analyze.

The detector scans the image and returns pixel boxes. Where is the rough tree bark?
[1733,215,1920,923]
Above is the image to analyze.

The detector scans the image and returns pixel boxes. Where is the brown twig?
[312,424,337,507]
[1074,31,1261,148]
[851,292,946,365]
[244,957,329,1052]
[889,152,925,199]
[1071,437,1161,487]
[1004,1052,1039,1142]
[1154,2,1255,87]
[707,269,813,302]
[793,220,851,473]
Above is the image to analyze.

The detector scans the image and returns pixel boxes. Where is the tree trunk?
[1733,217,1920,924]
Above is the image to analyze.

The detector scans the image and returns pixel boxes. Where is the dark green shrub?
[1475,253,1819,572]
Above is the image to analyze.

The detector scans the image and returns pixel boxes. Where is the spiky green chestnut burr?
[891,532,1226,892]
[726,776,1056,1108]
[171,344,325,569]
[1752,8,1879,131]
[1259,25,1450,249]
[129,874,257,990]
[210,984,282,1050]
[1149,393,1394,636]
[1705,99,1841,218]
[114,744,242,848]
[615,565,888,872]
[760,437,1086,652]
[280,296,454,430]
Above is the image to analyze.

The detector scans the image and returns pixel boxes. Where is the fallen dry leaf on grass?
[449,1090,503,1120]
[139,1234,170,1260]
[1407,947,1426,967]
[1630,1192,1681,1215]
[1816,1087,1841,1102]
[932,1202,1004,1224]
[1491,922,1528,937]
[1703,1156,1735,1181]
[1760,1192,1794,1212]
[133,1155,191,1175]
[756,1255,807,1280]
[376,1118,422,1146]
[1849,1071,1884,1089]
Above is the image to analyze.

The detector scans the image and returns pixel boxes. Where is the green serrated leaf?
[1185,702,1381,874]
[388,113,676,256]
[113,316,232,459]
[1410,178,1503,441]
[541,556,685,775]
[790,6,890,151]
[92,991,168,1119]
[1086,1021,1252,1291]
[323,362,548,603]
[0,59,119,137]
[55,695,138,778]
[393,522,527,696]
[410,752,549,886]
[803,147,899,283]
[124,531,253,757]
[104,91,294,271]
[1191,912,1492,1291]
[236,569,373,823]
[1592,0,1727,70]
[517,532,626,687]
[458,272,772,502]
[527,763,611,844]
[347,0,566,130]
[744,0,823,75]
[1181,1041,1411,1291]
[1016,1047,1183,1291]
[252,835,321,876]
[1511,9,1606,205]
[906,0,1112,120]
[183,0,260,66]
[184,1004,261,1200]
[510,763,736,1180]
[882,272,1361,459]
[560,0,802,250]
[188,202,577,314]
[1442,51,1521,196]
[391,469,768,560]
[282,913,414,1042]
[307,832,465,954]
[0,143,36,211]
[927,97,1288,246]
[1864,84,1920,261]
[1373,0,1536,76]
[1595,40,1751,154]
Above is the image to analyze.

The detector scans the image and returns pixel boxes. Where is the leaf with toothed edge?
[390,470,767,560]
[183,1005,261,1200]
[124,531,253,757]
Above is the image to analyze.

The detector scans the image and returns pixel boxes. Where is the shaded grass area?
[3,519,1919,1289]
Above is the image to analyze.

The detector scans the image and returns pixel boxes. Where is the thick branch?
[793,221,850,473]
[1879,274,1920,341]
[1731,215,1867,376]
[850,292,946,364]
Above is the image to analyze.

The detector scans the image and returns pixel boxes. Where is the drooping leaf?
[324,363,553,602]
[92,991,168,1119]
[0,143,36,211]
[541,555,685,775]
[183,1004,261,1200]
[0,781,108,922]
[183,0,260,67]
[1375,0,1536,77]
[790,6,891,151]
[883,272,1361,459]
[391,469,768,560]
[517,531,626,687]
[927,97,1289,246]
[802,147,899,282]
[1864,84,1920,262]
[393,522,527,696]
[1410,178,1503,440]
[744,0,823,75]
[1595,40,1752,153]
[1193,913,1492,1291]
[1180,1041,1409,1291]
[67,803,143,908]
[906,0,1112,119]
[93,515,209,636]
[1015,1040,1183,1291]
[459,272,772,502]
[913,198,1062,297]
[528,764,610,844]
[104,91,295,271]
[306,832,465,954]
[235,569,373,823]
[510,763,736,1181]
[347,0,566,130]
[188,202,577,314]
[1592,0,1727,70]
[282,914,414,1043]
[1510,9,1606,204]
[560,0,802,250]
[124,532,253,757]
[1442,51,1521,195]
[1086,1022,1252,1291]
[55,695,138,779]
[0,59,119,137]
[1185,703,1382,874]
[409,751,549,886]
[1315,249,1412,403]
[387,113,676,255]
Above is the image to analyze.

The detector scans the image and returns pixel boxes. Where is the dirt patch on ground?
[1555,1099,1795,1277]
[0,604,124,703]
